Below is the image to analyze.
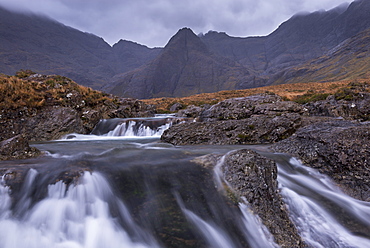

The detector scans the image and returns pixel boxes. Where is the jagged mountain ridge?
[105,28,259,99]
[1,0,370,98]
[0,7,158,89]
[200,0,370,79]
[106,0,370,98]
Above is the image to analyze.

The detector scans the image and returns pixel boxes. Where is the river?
[0,116,369,248]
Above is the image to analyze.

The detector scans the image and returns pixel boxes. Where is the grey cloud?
[0,0,353,47]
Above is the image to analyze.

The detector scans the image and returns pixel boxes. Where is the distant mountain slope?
[200,0,370,78]
[0,7,158,88]
[108,0,370,98]
[111,40,161,73]
[105,28,257,99]
[271,28,370,85]
[1,0,370,99]
[0,7,114,88]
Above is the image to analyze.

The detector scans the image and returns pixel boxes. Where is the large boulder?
[0,134,40,160]
[200,93,284,121]
[0,99,155,142]
[161,113,301,145]
[195,149,304,247]
[163,94,306,145]
[271,120,370,201]
[304,91,370,121]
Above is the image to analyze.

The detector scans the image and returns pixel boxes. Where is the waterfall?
[0,174,11,218]
[90,116,189,137]
[4,115,370,247]
[175,192,238,248]
[277,157,370,248]
[0,170,160,248]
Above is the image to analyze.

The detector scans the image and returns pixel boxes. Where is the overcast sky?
[0,0,353,48]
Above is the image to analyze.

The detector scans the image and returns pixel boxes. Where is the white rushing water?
[278,157,370,248]
[238,202,279,248]
[62,116,185,141]
[175,193,238,248]
[210,155,279,248]
[105,120,172,137]
[4,115,370,248]
[0,170,160,248]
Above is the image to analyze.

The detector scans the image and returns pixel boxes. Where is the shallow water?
[0,117,369,248]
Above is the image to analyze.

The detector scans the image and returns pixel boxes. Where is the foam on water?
[278,157,370,248]
[0,170,160,248]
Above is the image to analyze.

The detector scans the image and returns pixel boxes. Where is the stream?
[0,116,369,248]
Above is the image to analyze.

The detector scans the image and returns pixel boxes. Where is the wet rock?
[27,106,85,141]
[0,135,40,160]
[161,113,302,145]
[222,149,304,247]
[0,98,155,142]
[271,120,370,201]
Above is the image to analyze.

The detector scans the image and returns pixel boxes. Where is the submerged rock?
[271,120,370,201]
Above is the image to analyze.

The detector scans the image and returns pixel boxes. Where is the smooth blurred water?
[0,117,369,248]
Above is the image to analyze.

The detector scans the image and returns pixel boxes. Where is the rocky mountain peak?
[164,27,209,54]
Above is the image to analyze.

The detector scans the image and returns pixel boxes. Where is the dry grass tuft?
[0,72,114,110]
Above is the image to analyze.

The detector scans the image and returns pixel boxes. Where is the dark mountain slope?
[105,28,256,99]
[272,27,370,85]
[1,0,370,99]
[111,40,161,73]
[200,0,370,78]
[0,7,115,88]
[0,7,158,89]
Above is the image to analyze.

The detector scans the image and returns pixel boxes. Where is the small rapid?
[276,156,370,248]
[0,170,160,248]
[1,116,369,247]
[90,115,189,138]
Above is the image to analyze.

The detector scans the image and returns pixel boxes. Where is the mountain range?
[1,0,369,99]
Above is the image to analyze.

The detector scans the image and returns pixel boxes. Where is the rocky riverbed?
[1,76,369,247]
[0,73,155,160]
[162,89,370,202]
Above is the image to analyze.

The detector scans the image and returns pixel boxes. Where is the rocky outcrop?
[162,113,301,145]
[221,149,304,247]
[0,135,40,160]
[0,99,154,142]
[163,90,370,204]
[304,91,370,121]
[0,74,156,160]
[271,120,370,201]
[199,94,282,121]
[162,94,303,145]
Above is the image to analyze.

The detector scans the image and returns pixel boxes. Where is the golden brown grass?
[0,73,113,110]
[142,80,368,112]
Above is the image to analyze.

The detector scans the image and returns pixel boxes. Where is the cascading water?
[0,170,160,248]
[89,115,188,138]
[276,157,370,248]
[1,116,369,248]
